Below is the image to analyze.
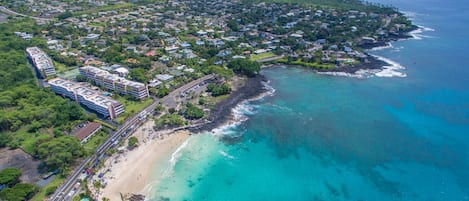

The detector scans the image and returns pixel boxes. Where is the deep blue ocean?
[149,0,469,200]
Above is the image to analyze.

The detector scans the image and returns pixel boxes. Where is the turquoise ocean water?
[149,0,469,200]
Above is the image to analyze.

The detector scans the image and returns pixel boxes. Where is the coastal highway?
[49,74,215,201]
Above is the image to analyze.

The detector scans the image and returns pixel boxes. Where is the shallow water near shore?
[148,0,469,200]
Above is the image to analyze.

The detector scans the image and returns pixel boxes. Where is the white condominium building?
[48,78,124,119]
[79,66,149,100]
[26,47,56,78]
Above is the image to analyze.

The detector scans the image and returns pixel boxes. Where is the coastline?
[94,120,191,201]
[325,28,418,74]
[190,74,268,133]
[273,27,419,76]
[94,75,269,201]
[92,26,422,201]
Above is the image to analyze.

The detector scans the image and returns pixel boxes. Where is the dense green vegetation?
[0,183,37,201]
[154,114,186,129]
[207,83,232,97]
[227,59,261,77]
[33,136,85,171]
[0,168,38,201]
[0,168,21,186]
[183,103,204,120]
[128,136,138,148]
[0,19,88,173]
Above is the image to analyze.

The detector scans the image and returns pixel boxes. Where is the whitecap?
[318,54,407,78]
[369,43,393,51]
[409,25,436,40]
[370,54,407,78]
[211,123,243,137]
[211,81,275,137]
[261,80,276,97]
[375,68,407,77]
[371,54,405,70]
[161,138,191,177]
[219,150,235,159]
[317,70,374,79]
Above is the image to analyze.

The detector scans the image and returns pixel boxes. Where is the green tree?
[129,68,147,83]
[34,136,84,171]
[0,183,37,201]
[154,114,186,129]
[156,87,170,98]
[128,137,138,148]
[184,103,204,120]
[0,168,21,186]
[207,83,232,96]
[227,19,239,31]
[227,59,261,77]
[57,11,72,20]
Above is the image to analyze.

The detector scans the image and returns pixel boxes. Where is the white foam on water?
[211,80,276,138]
[318,54,407,78]
[371,54,407,78]
[261,80,276,98]
[160,137,192,177]
[409,25,436,40]
[143,137,192,200]
[219,150,235,159]
[317,70,375,79]
[370,43,393,51]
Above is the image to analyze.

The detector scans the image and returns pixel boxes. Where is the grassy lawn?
[83,130,109,154]
[277,58,336,70]
[202,94,230,109]
[114,96,153,124]
[93,119,116,131]
[57,68,79,80]
[31,176,65,201]
[53,61,74,73]
[250,52,277,61]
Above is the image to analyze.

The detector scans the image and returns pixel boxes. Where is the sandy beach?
[95,120,191,201]
[92,75,266,201]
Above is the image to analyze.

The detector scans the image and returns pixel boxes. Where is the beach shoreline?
[93,27,420,201]
[94,120,191,201]
[93,75,268,201]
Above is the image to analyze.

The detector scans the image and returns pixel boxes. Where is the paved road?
[0,6,53,22]
[49,74,216,201]
[162,74,216,108]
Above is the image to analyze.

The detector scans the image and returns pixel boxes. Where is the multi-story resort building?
[48,78,125,119]
[26,47,56,78]
[79,66,149,100]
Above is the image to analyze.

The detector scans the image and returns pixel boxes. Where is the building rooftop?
[48,77,122,108]
[80,66,146,89]
[26,47,55,72]
[75,122,101,141]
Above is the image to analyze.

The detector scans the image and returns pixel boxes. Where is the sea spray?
[211,80,275,138]
[409,25,436,40]
[369,54,407,78]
